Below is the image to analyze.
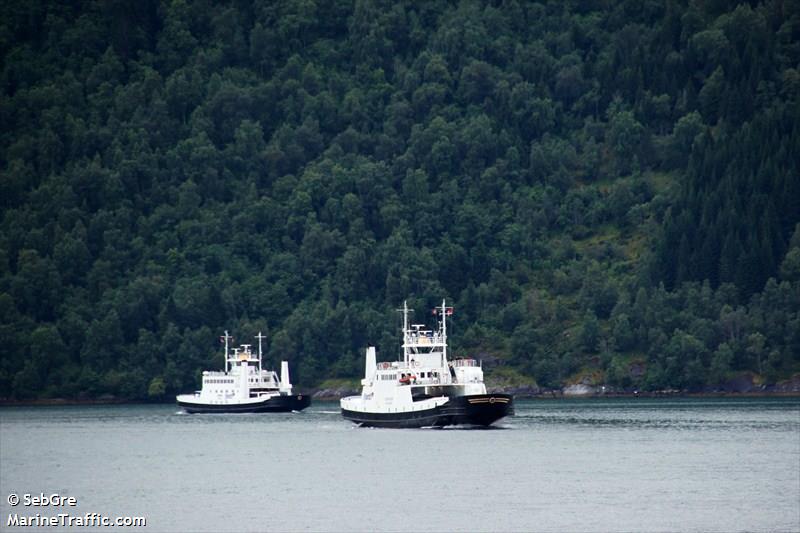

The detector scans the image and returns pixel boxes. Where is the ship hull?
[177,394,310,414]
[341,394,513,428]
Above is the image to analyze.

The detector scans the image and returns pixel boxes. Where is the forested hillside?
[1,0,798,400]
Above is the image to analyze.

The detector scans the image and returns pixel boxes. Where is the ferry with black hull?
[341,300,513,428]
[176,332,310,414]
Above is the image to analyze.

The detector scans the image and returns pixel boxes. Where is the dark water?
[1,398,798,532]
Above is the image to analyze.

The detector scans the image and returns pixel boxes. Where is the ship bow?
[448,394,514,426]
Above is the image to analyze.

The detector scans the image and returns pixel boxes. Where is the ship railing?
[376,361,411,370]
[405,333,444,345]
[451,358,479,367]
[410,377,441,385]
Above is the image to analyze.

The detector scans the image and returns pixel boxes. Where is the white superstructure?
[341,300,489,417]
[176,331,308,413]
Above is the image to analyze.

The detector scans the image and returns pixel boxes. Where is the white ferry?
[176,332,310,414]
[340,300,513,428]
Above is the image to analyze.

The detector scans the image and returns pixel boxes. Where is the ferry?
[340,300,513,428]
[176,332,310,414]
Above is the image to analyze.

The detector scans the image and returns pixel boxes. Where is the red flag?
[446,307,454,316]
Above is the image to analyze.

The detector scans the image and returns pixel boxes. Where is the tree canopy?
[1,0,798,400]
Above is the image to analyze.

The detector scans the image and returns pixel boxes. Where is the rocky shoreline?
[309,386,800,401]
[3,373,798,406]
[310,372,800,401]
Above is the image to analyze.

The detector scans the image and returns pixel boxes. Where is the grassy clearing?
[644,170,676,194]
[316,378,360,390]
[566,367,605,386]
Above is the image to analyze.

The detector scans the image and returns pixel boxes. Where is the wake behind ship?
[176,332,310,414]
[340,300,513,428]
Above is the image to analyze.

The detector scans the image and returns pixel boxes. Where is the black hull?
[341,394,513,428]
[178,394,310,414]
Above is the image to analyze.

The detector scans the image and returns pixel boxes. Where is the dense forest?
[1,0,798,400]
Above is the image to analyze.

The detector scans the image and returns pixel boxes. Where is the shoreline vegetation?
[3,371,798,406]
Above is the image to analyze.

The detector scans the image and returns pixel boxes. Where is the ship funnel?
[365,346,376,380]
[280,361,291,392]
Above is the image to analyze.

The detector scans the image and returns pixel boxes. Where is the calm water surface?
[1,398,798,532]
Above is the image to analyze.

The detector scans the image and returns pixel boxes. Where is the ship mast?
[222,330,231,373]
[441,299,447,367]
[255,331,266,374]
[402,300,410,365]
